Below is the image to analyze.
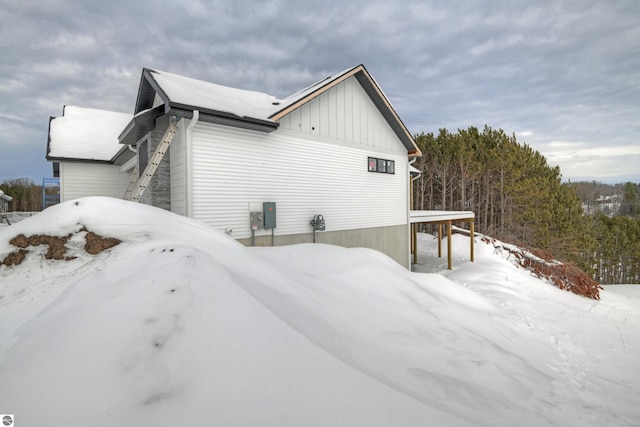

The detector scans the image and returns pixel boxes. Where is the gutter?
[119,146,138,172]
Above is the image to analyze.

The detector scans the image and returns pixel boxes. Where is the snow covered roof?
[47,106,132,162]
[136,66,359,123]
[128,65,421,155]
[146,69,283,122]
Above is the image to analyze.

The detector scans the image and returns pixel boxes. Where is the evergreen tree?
[619,182,640,217]
[0,178,42,212]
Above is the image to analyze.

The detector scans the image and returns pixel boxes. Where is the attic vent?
[272,101,281,105]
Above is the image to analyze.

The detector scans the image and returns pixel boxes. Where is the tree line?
[577,182,640,284]
[0,178,43,212]
[412,126,639,284]
[3,133,639,283]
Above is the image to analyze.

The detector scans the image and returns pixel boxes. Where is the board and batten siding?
[278,75,406,155]
[59,162,131,202]
[190,122,408,240]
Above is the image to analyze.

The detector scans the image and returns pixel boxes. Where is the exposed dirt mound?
[2,228,121,267]
[482,236,602,300]
[10,233,72,260]
[2,249,28,266]
[84,231,121,255]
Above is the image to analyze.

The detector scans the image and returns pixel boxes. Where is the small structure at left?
[0,190,13,225]
[46,106,134,202]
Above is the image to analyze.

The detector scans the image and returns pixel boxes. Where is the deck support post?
[412,223,418,264]
[447,220,452,270]
[437,223,442,258]
[470,220,475,262]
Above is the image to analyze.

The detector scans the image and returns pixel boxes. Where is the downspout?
[185,110,199,217]
[408,156,419,268]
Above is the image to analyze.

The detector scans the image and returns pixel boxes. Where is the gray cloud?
[1,0,638,184]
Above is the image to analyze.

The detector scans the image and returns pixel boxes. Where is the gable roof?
[47,106,132,162]
[127,65,421,155]
[271,65,421,155]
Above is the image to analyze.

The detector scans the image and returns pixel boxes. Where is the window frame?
[367,157,395,175]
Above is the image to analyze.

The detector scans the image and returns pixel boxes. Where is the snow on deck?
[410,210,475,223]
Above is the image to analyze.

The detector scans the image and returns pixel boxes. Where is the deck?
[410,210,475,269]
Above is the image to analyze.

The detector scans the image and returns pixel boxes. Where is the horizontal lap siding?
[60,162,131,202]
[191,123,407,239]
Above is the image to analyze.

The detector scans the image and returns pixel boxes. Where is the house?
[47,64,422,268]
[0,190,12,225]
[47,106,133,201]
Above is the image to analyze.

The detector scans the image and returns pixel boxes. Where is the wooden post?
[437,223,442,258]
[470,220,475,262]
[412,223,418,264]
[447,220,452,270]
[409,176,414,265]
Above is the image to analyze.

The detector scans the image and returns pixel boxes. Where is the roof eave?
[45,156,114,164]
[269,65,421,157]
[45,115,55,161]
[118,104,166,146]
[134,68,171,115]
[269,65,363,121]
[170,103,278,132]
[352,67,421,157]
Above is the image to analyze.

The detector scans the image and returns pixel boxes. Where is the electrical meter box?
[263,202,276,229]
[311,214,326,231]
[250,212,264,230]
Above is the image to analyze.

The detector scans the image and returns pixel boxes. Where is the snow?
[48,106,132,161]
[147,65,360,122]
[1,197,639,426]
[411,210,475,222]
[149,69,283,121]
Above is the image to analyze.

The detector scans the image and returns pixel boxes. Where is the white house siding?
[278,76,406,155]
[170,120,187,215]
[59,162,131,202]
[190,122,408,241]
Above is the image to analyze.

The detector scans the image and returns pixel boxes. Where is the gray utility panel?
[263,202,276,229]
[250,211,264,230]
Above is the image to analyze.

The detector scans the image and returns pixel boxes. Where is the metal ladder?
[123,164,139,201]
[127,120,179,202]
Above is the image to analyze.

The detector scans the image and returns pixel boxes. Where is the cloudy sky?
[1,0,639,184]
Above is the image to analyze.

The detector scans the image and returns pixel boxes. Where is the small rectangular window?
[377,159,387,173]
[367,157,395,174]
[368,157,377,172]
[387,160,395,174]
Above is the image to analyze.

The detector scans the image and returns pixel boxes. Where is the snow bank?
[0,198,638,426]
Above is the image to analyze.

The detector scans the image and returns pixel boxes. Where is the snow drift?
[0,197,638,426]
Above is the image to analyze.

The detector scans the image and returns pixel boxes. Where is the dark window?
[368,157,377,172]
[377,158,387,173]
[367,157,395,174]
